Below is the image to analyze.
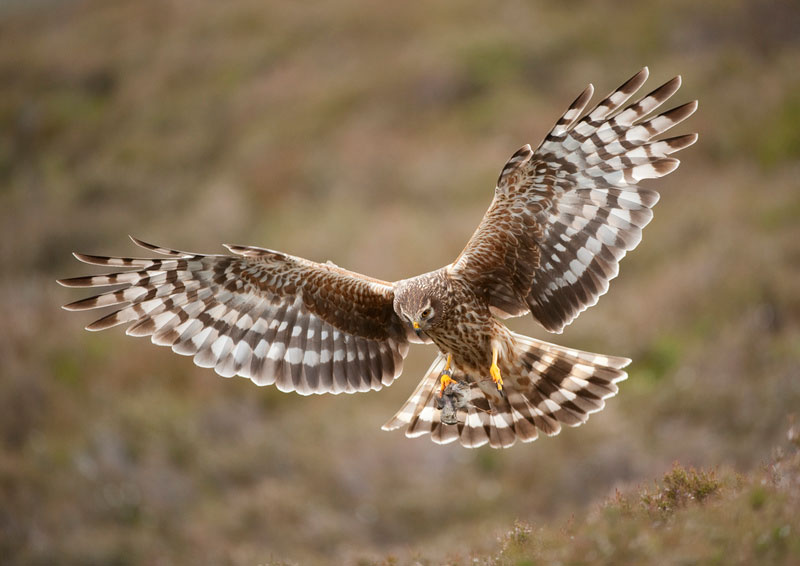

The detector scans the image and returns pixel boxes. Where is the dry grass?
[1,0,799,564]
[477,436,800,566]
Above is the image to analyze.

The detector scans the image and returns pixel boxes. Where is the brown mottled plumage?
[59,68,697,448]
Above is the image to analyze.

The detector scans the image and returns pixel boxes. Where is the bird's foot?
[438,354,455,396]
[438,369,455,396]
[490,361,504,392]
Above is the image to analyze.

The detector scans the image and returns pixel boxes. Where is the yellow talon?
[490,347,503,391]
[439,371,456,395]
[439,354,454,396]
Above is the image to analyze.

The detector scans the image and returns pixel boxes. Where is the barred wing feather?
[58,237,412,395]
[452,67,698,332]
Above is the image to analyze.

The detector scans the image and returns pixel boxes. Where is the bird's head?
[393,276,445,338]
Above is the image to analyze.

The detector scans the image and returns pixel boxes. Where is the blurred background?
[1,0,798,564]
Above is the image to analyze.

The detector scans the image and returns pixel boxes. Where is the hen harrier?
[59,68,697,448]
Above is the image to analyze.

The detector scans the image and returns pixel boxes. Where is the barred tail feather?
[383,333,628,449]
[508,332,629,433]
[381,353,447,432]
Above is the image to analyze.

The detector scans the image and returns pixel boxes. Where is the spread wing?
[59,237,417,395]
[450,67,698,332]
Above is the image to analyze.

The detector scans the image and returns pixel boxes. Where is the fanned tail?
[383,332,628,449]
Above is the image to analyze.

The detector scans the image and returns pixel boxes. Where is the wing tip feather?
[657,157,681,176]
[62,297,95,311]
[128,235,151,249]
[57,275,96,288]
[73,252,92,263]
[129,236,191,257]
[628,66,650,87]
[665,74,681,90]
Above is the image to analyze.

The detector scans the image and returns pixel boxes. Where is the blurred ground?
[1,0,798,564]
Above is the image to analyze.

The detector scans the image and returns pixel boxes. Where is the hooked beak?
[412,320,422,337]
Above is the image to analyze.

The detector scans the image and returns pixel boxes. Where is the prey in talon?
[434,356,471,425]
[435,379,470,425]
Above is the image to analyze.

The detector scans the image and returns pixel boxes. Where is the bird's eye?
[421,308,431,319]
